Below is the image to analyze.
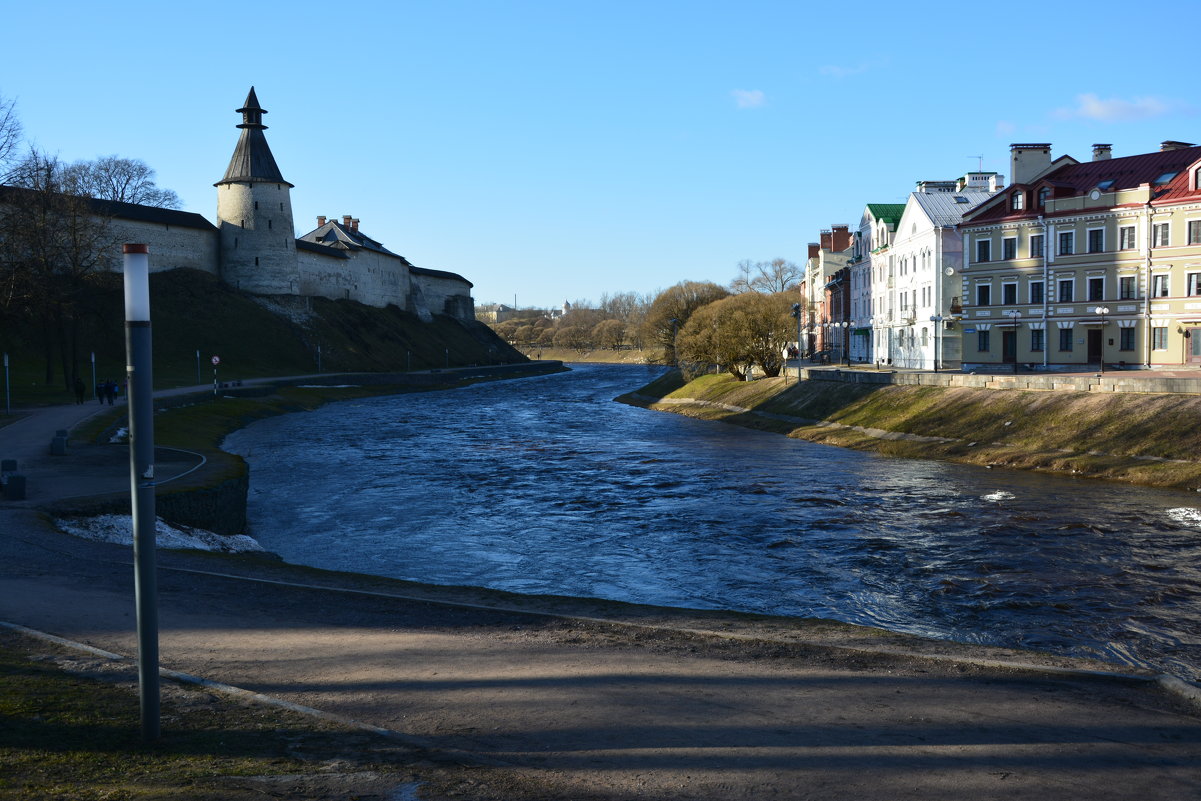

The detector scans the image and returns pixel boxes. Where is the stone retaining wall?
[797,367,1201,394]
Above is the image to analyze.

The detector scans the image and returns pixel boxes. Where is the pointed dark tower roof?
[215,87,293,187]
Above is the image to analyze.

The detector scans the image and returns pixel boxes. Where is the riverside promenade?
[2,373,1201,799]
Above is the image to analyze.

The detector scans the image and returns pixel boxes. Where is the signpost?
[211,355,220,395]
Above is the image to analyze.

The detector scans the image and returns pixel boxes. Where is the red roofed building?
[958,141,1201,370]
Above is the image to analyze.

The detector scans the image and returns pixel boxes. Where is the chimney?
[807,242,820,259]
[830,224,852,252]
[343,215,353,227]
[351,218,360,232]
[1160,140,1197,152]
[820,229,833,250]
[1010,143,1052,185]
[989,173,1006,191]
[317,215,327,227]
[1092,144,1112,161]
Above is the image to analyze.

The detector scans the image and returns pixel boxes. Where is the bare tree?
[0,93,21,180]
[60,155,181,208]
[677,291,795,379]
[730,258,803,294]
[641,281,730,364]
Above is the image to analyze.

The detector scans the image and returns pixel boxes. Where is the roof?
[297,219,408,261]
[965,145,1201,224]
[0,185,216,231]
[215,87,292,187]
[410,265,472,287]
[866,203,906,226]
[296,238,348,259]
[910,189,995,227]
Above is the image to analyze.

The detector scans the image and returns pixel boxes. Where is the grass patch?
[0,630,420,800]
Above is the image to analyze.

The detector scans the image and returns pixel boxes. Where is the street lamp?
[1007,310,1022,374]
[930,314,944,373]
[1094,306,1110,375]
[790,303,802,383]
[842,320,853,366]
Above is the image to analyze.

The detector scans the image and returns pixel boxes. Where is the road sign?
[211,356,221,366]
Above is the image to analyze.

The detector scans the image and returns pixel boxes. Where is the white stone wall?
[297,247,410,309]
[103,217,219,275]
[413,272,474,319]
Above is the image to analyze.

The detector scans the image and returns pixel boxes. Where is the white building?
[877,174,1002,368]
[850,204,904,363]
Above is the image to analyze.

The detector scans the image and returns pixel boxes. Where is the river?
[223,363,1201,680]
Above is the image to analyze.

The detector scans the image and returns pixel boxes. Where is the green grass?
[0,630,417,800]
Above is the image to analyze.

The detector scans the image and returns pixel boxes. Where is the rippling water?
[225,364,1201,680]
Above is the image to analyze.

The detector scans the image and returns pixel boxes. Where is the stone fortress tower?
[215,87,299,295]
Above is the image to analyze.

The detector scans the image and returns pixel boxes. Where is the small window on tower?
[255,257,259,266]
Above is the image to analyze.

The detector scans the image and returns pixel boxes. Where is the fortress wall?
[105,217,219,275]
[414,272,475,320]
[297,247,410,308]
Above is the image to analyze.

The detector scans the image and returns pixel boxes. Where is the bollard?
[50,435,68,455]
[3,473,25,500]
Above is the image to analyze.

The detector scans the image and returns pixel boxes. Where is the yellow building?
[958,142,1201,369]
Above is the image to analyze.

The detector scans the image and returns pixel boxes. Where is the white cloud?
[1053,93,1174,122]
[731,89,766,109]
[995,120,1016,136]
[819,63,871,79]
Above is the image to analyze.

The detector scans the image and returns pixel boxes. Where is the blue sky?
[2,1,1196,308]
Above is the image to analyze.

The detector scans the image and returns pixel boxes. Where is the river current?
[224,364,1201,680]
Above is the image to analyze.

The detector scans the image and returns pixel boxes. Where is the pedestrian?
[96,381,104,404]
[103,380,115,406]
[73,376,85,405]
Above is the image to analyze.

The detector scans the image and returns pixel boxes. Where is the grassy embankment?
[518,346,651,364]
[620,370,1201,489]
[0,629,459,800]
[0,268,523,410]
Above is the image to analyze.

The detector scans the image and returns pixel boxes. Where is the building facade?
[959,142,1201,369]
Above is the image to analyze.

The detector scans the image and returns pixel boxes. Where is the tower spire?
[216,86,292,187]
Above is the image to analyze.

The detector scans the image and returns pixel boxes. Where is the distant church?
[103,88,475,320]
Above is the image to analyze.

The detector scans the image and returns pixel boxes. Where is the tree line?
[484,258,804,380]
[0,92,180,389]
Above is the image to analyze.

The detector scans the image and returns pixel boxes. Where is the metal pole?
[445,348,449,369]
[122,244,159,743]
[317,344,322,373]
[91,352,96,401]
[195,349,200,386]
[3,353,9,415]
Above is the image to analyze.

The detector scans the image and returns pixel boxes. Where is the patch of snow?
[295,384,361,388]
[981,490,1015,502]
[56,514,264,553]
[109,427,128,444]
[1166,507,1201,528]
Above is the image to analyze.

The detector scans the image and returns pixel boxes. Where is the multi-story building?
[849,204,904,363]
[959,141,1201,369]
[801,224,852,356]
[885,174,1001,368]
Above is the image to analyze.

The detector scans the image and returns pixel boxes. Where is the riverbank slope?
[618,370,1201,489]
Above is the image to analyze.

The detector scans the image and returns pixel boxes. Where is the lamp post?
[122,244,159,742]
[3,353,9,415]
[90,351,96,401]
[843,320,853,366]
[930,314,944,373]
[1007,309,1022,374]
[1094,306,1110,374]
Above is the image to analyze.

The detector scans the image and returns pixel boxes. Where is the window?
[1119,276,1137,299]
[1058,278,1074,302]
[1058,231,1075,255]
[1030,234,1045,257]
[1087,229,1104,253]
[976,284,991,306]
[1059,328,1074,351]
[1189,220,1201,245]
[1189,273,1201,296]
[1002,238,1017,260]
[1119,226,1136,250]
[1031,329,1045,352]
[1030,280,1044,304]
[1038,187,1050,207]
[1153,223,1170,248]
[976,239,991,263]
[1120,327,1135,351]
[1002,283,1017,305]
[977,330,990,351]
[1152,326,1168,350]
[1152,274,1170,297]
[1088,277,1105,302]
[1011,192,1024,211]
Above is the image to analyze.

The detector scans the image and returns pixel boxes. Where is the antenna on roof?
[968,155,984,171]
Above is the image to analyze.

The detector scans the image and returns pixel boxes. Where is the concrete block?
[3,474,25,500]
[50,435,68,455]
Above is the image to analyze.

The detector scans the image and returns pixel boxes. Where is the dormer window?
[1011,191,1024,211]
[1037,187,1051,207]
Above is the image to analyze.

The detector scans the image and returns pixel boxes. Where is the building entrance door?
[1002,331,1017,364]
[1189,328,1201,364]
[1087,329,1102,364]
